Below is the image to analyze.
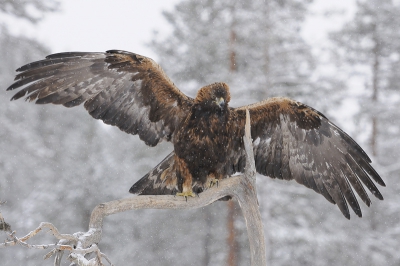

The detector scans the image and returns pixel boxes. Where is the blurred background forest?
[1,0,399,265]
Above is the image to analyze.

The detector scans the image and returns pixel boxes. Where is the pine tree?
[330,0,400,264]
[0,0,58,23]
[151,0,314,104]
[150,1,320,265]
[330,0,400,157]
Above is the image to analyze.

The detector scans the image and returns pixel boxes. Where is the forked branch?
[1,109,266,266]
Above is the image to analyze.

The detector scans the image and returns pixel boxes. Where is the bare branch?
[0,222,76,251]
[1,109,266,265]
[83,109,266,265]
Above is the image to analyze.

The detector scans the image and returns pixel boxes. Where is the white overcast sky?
[3,0,181,59]
[2,0,355,61]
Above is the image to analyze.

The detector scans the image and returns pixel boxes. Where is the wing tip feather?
[343,210,351,220]
[129,174,149,195]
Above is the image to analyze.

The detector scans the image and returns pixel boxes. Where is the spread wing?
[7,50,193,146]
[234,97,385,219]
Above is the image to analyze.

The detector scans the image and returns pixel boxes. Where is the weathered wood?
[1,109,267,266]
[84,109,266,265]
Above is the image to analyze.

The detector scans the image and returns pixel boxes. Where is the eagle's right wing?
[8,50,194,146]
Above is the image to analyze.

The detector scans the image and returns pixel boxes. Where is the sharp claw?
[176,191,196,199]
[209,178,219,188]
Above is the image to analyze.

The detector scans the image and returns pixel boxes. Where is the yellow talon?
[176,191,196,199]
[209,178,219,188]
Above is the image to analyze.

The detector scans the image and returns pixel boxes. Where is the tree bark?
[227,200,238,266]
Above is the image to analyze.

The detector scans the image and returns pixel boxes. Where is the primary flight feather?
[7,50,385,219]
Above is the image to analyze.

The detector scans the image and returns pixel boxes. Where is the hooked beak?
[215,97,225,108]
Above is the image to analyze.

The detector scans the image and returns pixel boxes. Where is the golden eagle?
[7,50,384,219]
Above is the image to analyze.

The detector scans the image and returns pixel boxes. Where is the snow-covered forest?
[1,0,399,265]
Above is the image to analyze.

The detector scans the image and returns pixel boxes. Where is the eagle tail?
[129,151,230,199]
[129,151,178,195]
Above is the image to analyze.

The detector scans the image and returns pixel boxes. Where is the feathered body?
[7,50,385,219]
[131,82,242,196]
[174,83,239,195]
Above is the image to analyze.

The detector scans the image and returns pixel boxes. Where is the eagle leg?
[176,190,196,200]
[210,178,219,188]
[175,155,195,200]
[208,178,219,188]
[176,177,196,200]
[207,172,222,188]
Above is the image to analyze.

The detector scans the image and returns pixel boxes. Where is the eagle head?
[195,82,231,110]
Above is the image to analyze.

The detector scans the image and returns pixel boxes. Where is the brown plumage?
[7,50,385,219]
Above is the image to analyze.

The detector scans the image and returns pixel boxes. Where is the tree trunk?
[227,200,238,266]
[366,27,380,257]
[229,29,237,72]
[263,0,271,98]
[203,208,212,266]
[370,26,379,158]
[227,5,239,265]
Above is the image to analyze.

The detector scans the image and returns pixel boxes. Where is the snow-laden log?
[1,109,266,266]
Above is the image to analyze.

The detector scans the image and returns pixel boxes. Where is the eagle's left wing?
[7,50,193,146]
[234,97,385,219]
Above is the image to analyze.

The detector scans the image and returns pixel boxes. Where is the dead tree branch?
[1,109,266,266]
